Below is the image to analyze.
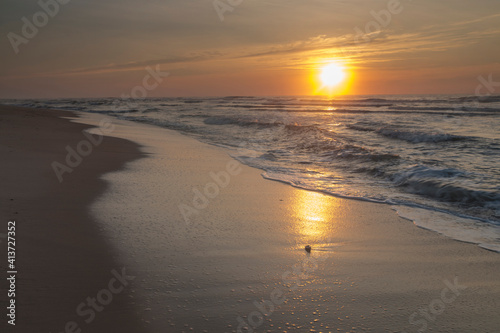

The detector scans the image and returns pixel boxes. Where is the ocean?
[4,95,500,251]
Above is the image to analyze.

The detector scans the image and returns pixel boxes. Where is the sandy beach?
[3,0,500,331]
[1,105,500,332]
[0,106,148,332]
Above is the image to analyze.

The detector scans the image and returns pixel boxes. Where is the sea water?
[4,95,500,251]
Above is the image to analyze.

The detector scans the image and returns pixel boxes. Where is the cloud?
[1,0,499,97]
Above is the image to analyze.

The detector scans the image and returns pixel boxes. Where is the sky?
[1,0,500,98]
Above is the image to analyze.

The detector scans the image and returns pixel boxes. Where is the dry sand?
[0,106,149,332]
[1,105,499,333]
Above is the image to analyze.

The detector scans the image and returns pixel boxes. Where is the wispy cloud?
[5,11,500,79]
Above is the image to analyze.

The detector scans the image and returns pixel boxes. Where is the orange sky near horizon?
[1,1,500,98]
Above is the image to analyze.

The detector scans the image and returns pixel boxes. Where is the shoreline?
[2,105,500,332]
[0,105,149,332]
[260,174,500,253]
[72,109,500,332]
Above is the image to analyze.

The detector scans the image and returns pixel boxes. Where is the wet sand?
[76,112,500,333]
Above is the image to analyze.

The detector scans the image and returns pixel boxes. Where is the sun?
[320,63,346,87]
[310,60,351,95]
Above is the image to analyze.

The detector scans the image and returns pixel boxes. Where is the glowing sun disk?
[320,63,346,87]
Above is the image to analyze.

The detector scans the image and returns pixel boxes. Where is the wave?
[297,97,458,104]
[87,101,107,106]
[159,103,182,107]
[319,147,400,163]
[258,169,500,253]
[361,98,390,102]
[454,95,500,103]
[259,152,278,161]
[116,115,199,134]
[213,104,280,109]
[347,124,470,143]
[298,97,391,103]
[391,165,500,208]
[203,116,282,128]
[209,118,402,164]
[389,106,454,111]
[346,124,376,132]
[222,96,259,100]
[284,123,320,133]
[377,128,468,143]
[389,105,499,113]
[104,109,140,114]
[284,133,401,163]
